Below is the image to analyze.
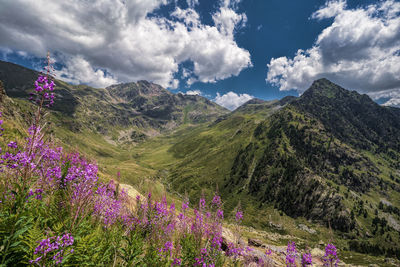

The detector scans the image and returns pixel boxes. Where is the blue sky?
[0,0,399,109]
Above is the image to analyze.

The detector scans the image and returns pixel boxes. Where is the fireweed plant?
[301,250,312,267]
[323,243,340,267]
[285,241,297,267]
[0,58,277,266]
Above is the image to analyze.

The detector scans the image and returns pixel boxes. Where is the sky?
[0,0,399,110]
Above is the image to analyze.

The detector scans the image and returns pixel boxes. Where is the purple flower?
[61,233,74,247]
[172,257,182,266]
[286,241,297,266]
[7,141,17,149]
[31,233,74,265]
[323,243,339,267]
[216,209,224,219]
[34,188,43,200]
[302,251,312,266]
[28,189,34,197]
[199,198,206,210]
[235,210,243,222]
[182,201,189,211]
[32,75,56,106]
[212,195,221,206]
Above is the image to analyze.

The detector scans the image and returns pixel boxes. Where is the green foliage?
[180,234,197,266]
[117,231,144,266]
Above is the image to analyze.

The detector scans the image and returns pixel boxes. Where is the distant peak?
[137,80,151,86]
[278,95,297,105]
[310,78,342,90]
[243,98,265,105]
[312,78,332,84]
[302,78,348,99]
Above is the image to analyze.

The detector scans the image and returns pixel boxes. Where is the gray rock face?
[297,224,317,234]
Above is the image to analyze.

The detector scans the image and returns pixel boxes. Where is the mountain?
[230,79,400,228]
[0,60,228,143]
[132,78,400,258]
[2,60,400,261]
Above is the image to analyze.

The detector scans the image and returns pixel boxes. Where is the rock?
[269,222,283,230]
[119,183,143,211]
[380,199,392,206]
[222,227,236,244]
[248,238,264,247]
[384,258,397,265]
[311,248,324,257]
[298,224,317,234]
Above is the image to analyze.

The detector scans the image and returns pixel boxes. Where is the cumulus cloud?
[186,0,199,9]
[369,89,400,107]
[311,0,347,20]
[54,56,117,88]
[214,91,253,110]
[0,0,251,88]
[266,0,400,106]
[185,89,202,95]
[383,97,400,107]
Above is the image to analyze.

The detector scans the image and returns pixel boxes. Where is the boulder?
[298,224,317,234]
[248,238,264,247]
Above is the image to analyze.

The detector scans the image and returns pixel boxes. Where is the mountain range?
[1,60,400,262]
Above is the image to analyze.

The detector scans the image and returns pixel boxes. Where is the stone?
[248,238,263,247]
[298,224,317,234]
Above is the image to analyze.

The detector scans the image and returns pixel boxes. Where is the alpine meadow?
[0,0,400,266]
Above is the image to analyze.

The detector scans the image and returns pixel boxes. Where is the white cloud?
[266,0,400,106]
[185,89,202,95]
[0,0,251,88]
[383,97,400,107]
[369,89,400,107]
[212,7,247,38]
[169,79,180,89]
[54,55,117,88]
[186,0,199,9]
[214,91,253,110]
[311,0,347,20]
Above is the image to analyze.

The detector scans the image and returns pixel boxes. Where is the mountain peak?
[292,78,400,152]
[302,78,348,99]
[107,80,171,101]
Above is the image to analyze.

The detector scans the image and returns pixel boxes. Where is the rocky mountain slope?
[229,79,400,230]
[0,60,228,144]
